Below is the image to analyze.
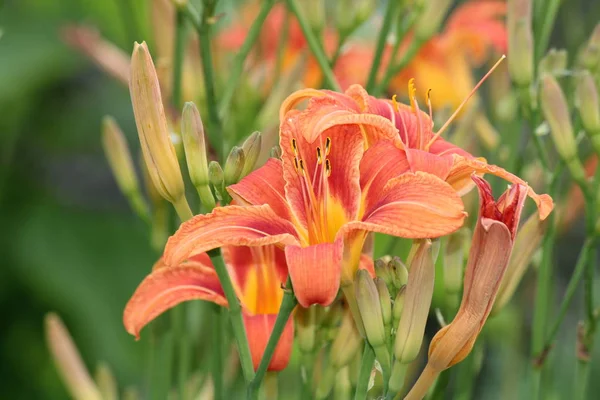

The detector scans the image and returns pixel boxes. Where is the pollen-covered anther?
[325,159,332,177]
[299,159,306,175]
[392,94,400,113]
[325,137,332,156]
[293,157,300,171]
[316,147,323,164]
[291,138,298,155]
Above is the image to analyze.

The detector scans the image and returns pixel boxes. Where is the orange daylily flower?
[281,83,553,219]
[123,246,293,371]
[164,87,466,308]
[391,1,507,110]
[405,175,528,400]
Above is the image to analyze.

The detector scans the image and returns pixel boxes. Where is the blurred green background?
[1,0,600,399]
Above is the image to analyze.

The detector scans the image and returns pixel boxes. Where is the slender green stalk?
[537,237,595,361]
[286,0,341,91]
[209,252,256,384]
[365,0,399,92]
[534,0,562,64]
[172,7,187,110]
[575,360,591,400]
[178,316,191,400]
[247,279,298,399]
[354,345,375,400]
[212,304,224,400]
[218,0,276,118]
[375,39,423,97]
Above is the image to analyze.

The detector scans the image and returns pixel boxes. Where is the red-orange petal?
[164,205,300,267]
[243,313,294,371]
[450,155,554,220]
[123,262,226,339]
[228,158,293,222]
[285,239,344,307]
[406,148,453,181]
[348,172,466,239]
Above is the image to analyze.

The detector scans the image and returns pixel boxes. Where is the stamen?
[293,157,299,171]
[408,78,417,113]
[425,55,506,150]
[316,147,323,164]
[392,94,400,113]
[291,138,298,155]
[325,159,332,177]
[299,159,305,175]
[325,137,332,155]
[426,89,434,129]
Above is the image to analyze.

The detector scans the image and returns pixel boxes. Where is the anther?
[392,94,400,113]
[299,159,305,174]
[325,137,332,155]
[325,159,332,177]
[316,147,323,164]
[291,138,298,155]
[293,157,299,171]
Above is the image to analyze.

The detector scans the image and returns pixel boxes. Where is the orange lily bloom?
[281,83,553,219]
[123,246,293,371]
[163,88,466,308]
[391,0,507,110]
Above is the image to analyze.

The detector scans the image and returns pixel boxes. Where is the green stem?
[172,196,194,222]
[209,252,256,384]
[365,0,399,92]
[172,306,185,400]
[354,345,375,400]
[539,238,596,357]
[172,7,187,110]
[218,0,276,118]
[376,39,424,97]
[575,359,591,400]
[534,0,562,64]
[286,0,341,91]
[247,278,298,399]
[212,304,224,400]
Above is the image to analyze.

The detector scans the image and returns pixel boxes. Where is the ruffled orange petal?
[285,239,344,307]
[450,156,554,220]
[347,172,466,239]
[244,313,294,371]
[228,158,294,222]
[164,205,300,267]
[123,258,226,339]
[406,149,453,181]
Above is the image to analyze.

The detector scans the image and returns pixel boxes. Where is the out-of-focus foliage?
[1,0,600,399]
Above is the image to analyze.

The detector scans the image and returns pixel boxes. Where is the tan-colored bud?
[414,0,452,40]
[95,362,118,400]
[223,146,246,186]
[539,48,568,76]
[575,71,600,135]
[45,313,103,400]
[181,102,215,210]
[393,240,434,363]
[356,270,386,348]
[507,0,533,86]
[540,75,578,161]
[129,41,191,220]
[101,116,149,220]
[240,131,262,178]
[578,23,600,70]
[493,212,547,314]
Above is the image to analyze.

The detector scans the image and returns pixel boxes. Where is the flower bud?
[335,0,374,37]
[493,212,547,314]
[393,240,434,363]
[181,102,215,210]
[444,229,469,296]
[392,285,406,331]
[270,145,282,159]
[302,0,325,35]
[355,270,386,348]
[223,146,246,186]
[375,277,392,330]
[375,258,393,288]
[101,116,149,220]
[578,23,600,70]
[95,362,117,400]
[539,48,568,77]
[575,71,600,136]
[540,75,577,161]
[45,313,103,400]
[330,311,363,368]
[391,257,409,288]
[414,0,452,41]
[295,306,317,354]
[240,131,262,178]
[507,0,534,86]
[129,42,192,219]
[208,161,227,203]
[333,366,351,400]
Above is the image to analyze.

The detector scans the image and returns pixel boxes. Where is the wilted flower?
[405,176,531,400]
[124,245,294,371]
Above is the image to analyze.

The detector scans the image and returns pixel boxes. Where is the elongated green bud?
[95,362,117,400]
[539,48,568,77]
[575,71,600,136]
[223,146,245,186]
[375,277,392,329]
[240,131,262,178]
[208,161,227,203]
[356,270,386,348]
[392,285,406,330]
[181,102,215,210]
[391,257,409,288]
[414,0,452,40]
[507,0,533,86]
[578,23,600,70]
